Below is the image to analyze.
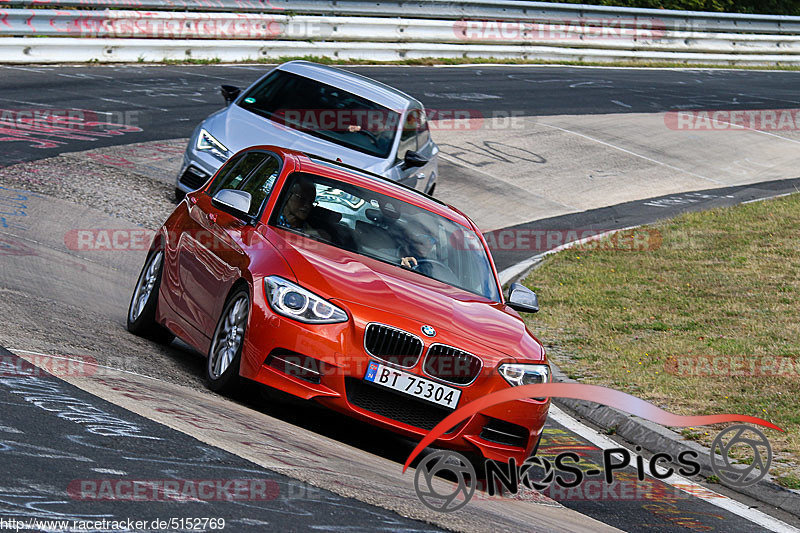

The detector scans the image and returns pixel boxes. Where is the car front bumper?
[240,287,550,463]
[175,129,228,195]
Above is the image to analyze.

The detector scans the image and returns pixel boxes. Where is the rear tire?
[127,249,175,344]
[206,287,250,393]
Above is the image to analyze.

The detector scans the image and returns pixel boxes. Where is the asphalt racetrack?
[1,64,799,532]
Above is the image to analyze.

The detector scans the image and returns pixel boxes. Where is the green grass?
[681,429,703,442]
[777,474,800,490]
[523,194,800,466]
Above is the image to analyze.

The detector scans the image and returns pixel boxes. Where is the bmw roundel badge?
[421,325,436,337]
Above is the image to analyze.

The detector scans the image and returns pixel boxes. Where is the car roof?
[250,145,472,228]
[276,61,421,112]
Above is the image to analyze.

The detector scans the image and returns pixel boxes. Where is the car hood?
[205,105,389,174]
[267,230,544,362]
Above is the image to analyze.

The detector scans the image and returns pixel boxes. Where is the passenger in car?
[277,178,331,241]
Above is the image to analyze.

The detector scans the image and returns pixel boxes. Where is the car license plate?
[364,361,461,409]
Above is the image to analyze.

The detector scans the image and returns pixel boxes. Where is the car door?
[176,151,278,336]
[390,108,436,192]
[412,108,438,194]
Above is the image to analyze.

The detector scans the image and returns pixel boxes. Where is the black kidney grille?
[423,344,482,386]
[345,377,461,434]
[364,323,423,368]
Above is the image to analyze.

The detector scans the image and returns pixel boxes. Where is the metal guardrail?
[3,10,800,56]
[5,37,800,64]
[1,0,800,63]
[3,0,800,33]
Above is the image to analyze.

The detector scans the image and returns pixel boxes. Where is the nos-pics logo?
[413,424,773,512]
[404,383,781,512]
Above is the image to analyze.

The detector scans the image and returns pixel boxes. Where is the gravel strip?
[0,145,205,388]
[0,154,176,230]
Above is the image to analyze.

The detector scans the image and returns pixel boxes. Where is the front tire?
[207,287,250,393]
[127,249,174,343]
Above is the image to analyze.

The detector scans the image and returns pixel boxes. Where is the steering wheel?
[353,127,379,145]
[415,258,456,278]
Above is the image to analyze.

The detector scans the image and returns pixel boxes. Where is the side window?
[208,152,266,197]
[207,152,245,194]
[240,156,280,217]
[416,110,430,149]
[396,109,420,164]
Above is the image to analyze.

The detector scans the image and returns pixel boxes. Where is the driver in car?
[400,221,437,276]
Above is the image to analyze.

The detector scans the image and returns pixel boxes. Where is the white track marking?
[549,405,800,533]
[742,192,796,204]
[95,95,170,113]
[91,468,128,475]
[538,121,723,184]
[0,66,54,73]
[736,92,800,106]
[0,96,56,108]
[161,68,233,80]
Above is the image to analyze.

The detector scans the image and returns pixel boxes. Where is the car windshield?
[269,171,500,301]
[238,70,400,159]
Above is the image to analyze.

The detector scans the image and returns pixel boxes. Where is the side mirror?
[402,150,428,170]
[506,282,539,313]
[221,85,242,105]
[212,189,251,219]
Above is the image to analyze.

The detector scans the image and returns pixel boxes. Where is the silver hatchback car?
[176,61,439,199]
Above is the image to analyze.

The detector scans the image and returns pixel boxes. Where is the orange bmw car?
[128,145,550,463]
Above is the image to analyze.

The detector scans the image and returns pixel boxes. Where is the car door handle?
[207,213,217,224]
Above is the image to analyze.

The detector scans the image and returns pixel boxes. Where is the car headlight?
[196,128,230,160]
[498,363,550,389]
[264,276,348,324]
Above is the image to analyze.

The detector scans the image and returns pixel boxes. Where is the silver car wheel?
[209,294,249,379]
[129,250,163,323]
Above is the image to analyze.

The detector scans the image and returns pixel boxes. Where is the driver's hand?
[401,256,418,269]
